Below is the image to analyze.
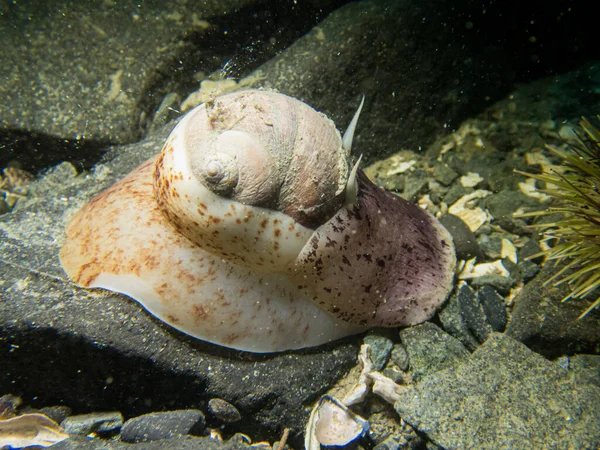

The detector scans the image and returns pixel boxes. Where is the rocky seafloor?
[1,1,600,449]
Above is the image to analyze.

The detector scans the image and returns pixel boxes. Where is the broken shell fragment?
[0,413,69,448]
[305,395,369,449]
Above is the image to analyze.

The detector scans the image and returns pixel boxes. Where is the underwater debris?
[515,116,600,318]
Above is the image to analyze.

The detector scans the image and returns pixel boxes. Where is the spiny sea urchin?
[516,117,600,318]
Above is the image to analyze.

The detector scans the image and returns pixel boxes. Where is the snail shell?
[60,90,456,352]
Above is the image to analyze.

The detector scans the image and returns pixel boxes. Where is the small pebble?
[390,344,410,372]
[518,239,543,262]
[477,285,507,332]
[438,214,483,260]
[37,406,72,425]
[440,284,493,351]
[207,398,241,423]
[120,409,205,443]
[61,411,123,435]
[432,162,459,186]
[469,273,514,294]
[363,334,394,371]
[457,284,493,343]
[519,260,540,282]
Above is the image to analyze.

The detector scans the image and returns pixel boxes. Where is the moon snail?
[60,90,456,353]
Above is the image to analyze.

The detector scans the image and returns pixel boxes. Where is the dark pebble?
[518,238,543,263]
[519,260,540,282]
[469,274,514,294]
[37,405,72,424]
[477,285,507,332]
[208,398,241,423]
[438,214,483,261]
[439,284,493,350]
[390,344,410,372]
[432,162,459,186]
[121,409,206,443]
[456,284,493,343]
[62,411,123,435]
[363,334,394,371]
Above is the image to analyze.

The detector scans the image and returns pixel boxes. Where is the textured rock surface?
[399,322,470,382]
[395,334,600,449]
[0,0,347,170]
[0,1,257,144]
[120,410,205,443]
[507,264,600,358]
[0,129,359,442]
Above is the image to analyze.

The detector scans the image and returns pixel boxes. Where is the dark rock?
[478,236,503,260]
[439,289,479,351]
[121,410,205,443]
[398,172,429,202]
[455,285,493,343]
[395,334,600,449]
[0,1,256,147]
[506,265,600,358]
[441,184,472,206]
[390,344,409,372]
[500,257,526,285]
[61,412,123,436]
[0,130,359,441]
[399,322,470,382]
[439,285,494,350]
[208,399,241,424]
[438,214,483,261]
[484,190,539,234]
[363,334,394,371]
[516,259,541,283]
[468,273,514,294]
[36,406,72,425]
[518,238,544,262]
[477,286,507,332]
[432,163,459,186]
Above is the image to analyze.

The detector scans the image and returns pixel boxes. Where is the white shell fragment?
[448,190,493,232]
[305,396,369,450]
[518,178,550,201]
[0,413,69,448]
[524,150,553,167]
[342,344,373,406]
[458,258,510,279]
[386,159,416,176]
[460,172,483,188]
[501,238,518,264]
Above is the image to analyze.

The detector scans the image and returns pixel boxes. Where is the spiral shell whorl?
[153,90,352,271]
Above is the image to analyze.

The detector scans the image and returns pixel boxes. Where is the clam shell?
[305,395,369,449]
